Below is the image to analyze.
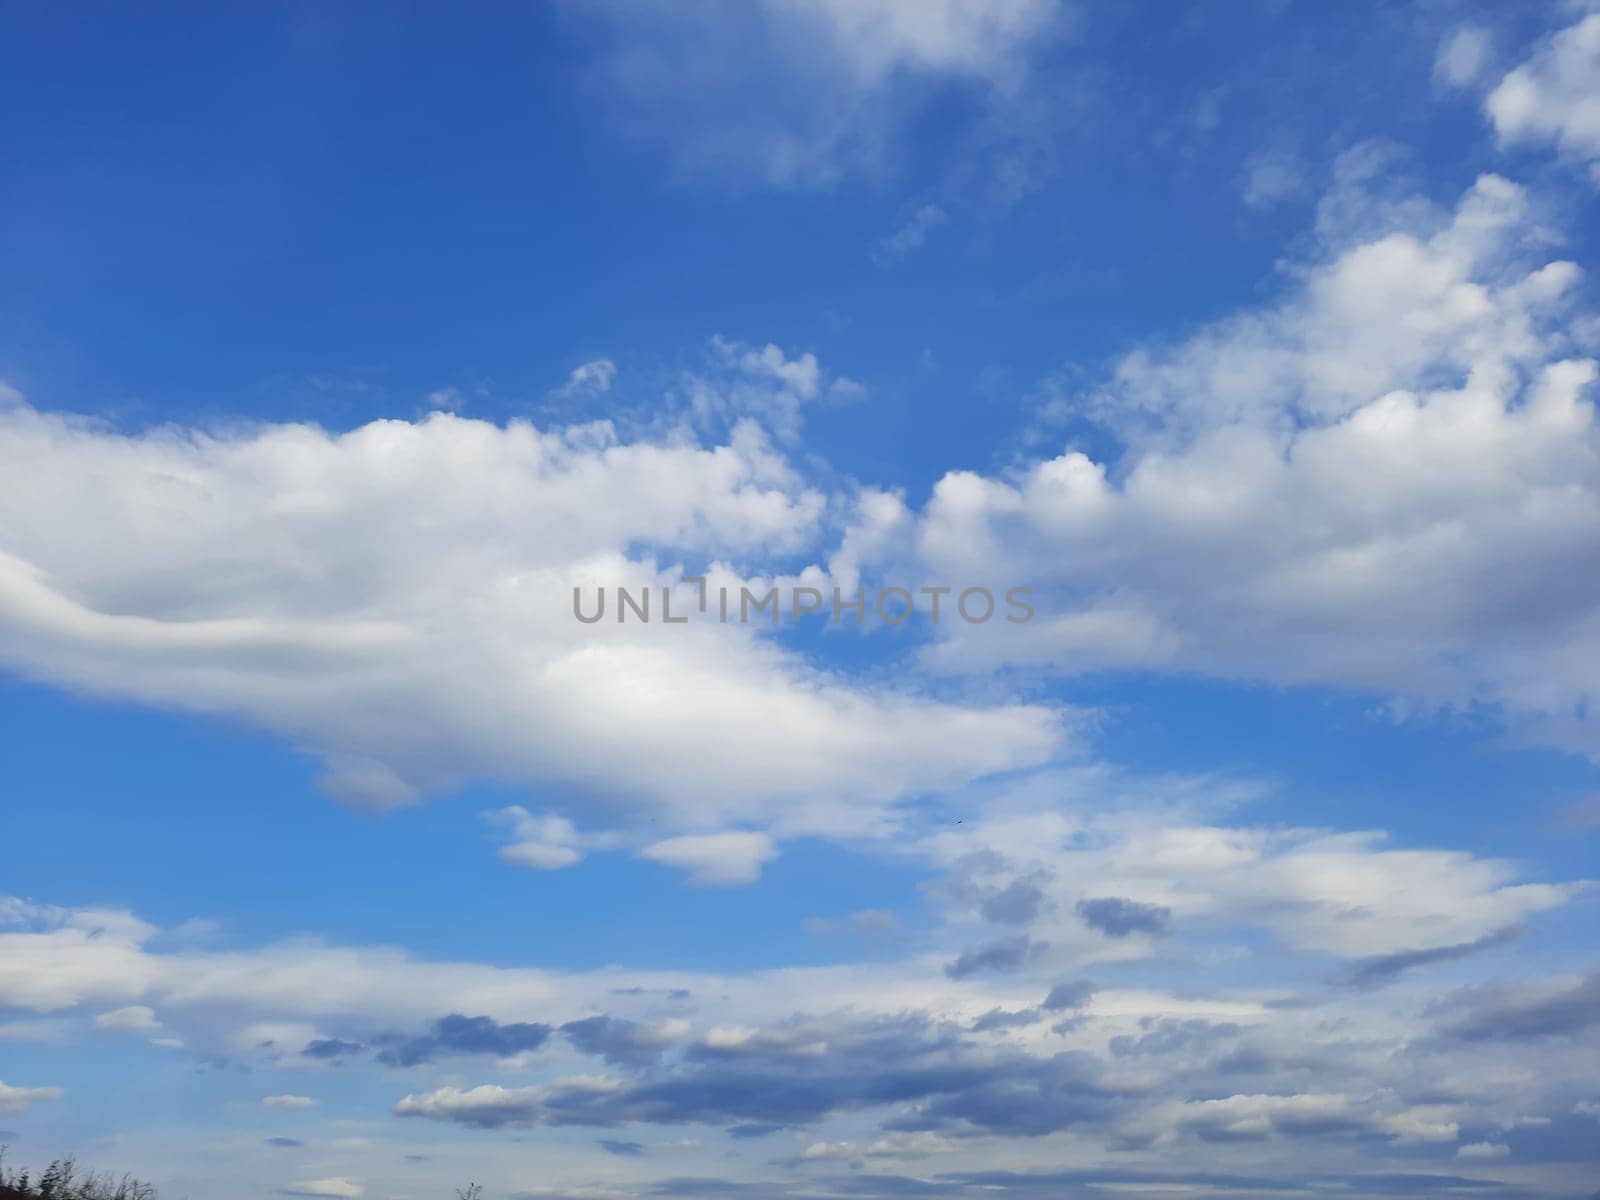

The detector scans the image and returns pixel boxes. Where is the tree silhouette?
[0,1149,155,1200]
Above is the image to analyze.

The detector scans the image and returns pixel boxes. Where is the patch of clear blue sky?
[1,1,1595,976]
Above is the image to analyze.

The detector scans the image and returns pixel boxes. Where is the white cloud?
[1238,151,1304,210]
[1435,26,1493,89]
[560,0,1064,189]
[799,1131,953,1160]
[282,1178,363,1198]
[1457,1140,1511,1160]
[776,0,1059,84]
[555,359,617,398]
[876,203,947,260]
[0,902,159,1012]
[0,867,1592,1198]
[0,1079,62,1114]
[1485,13,1600,181]
[733,342,821,400]
[490,806,594,870]
[0,389,1060,842]
[500,841,582,871]
[844,171,1600,756]
[1,763,1586,1059]
[263,1094,318,1110]
[639,831,777,886]
[922,796,1586,960]
[95,1004,162,1033]
[394,1082,556,1128]
[1086,171,1569,434]
[681,337,862,441]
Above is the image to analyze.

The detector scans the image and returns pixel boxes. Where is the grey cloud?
[1041,980,1096,1011]
[563,1015,680,1067]
[970,1007,1042,1032]
[385,976,1600,1193]
[1493,1110,1600,1164]
[645,1181,786,1198]
[979,878,1047,926]
[943,1166,1530,1199]
[611,986,692,1001]
[398,1012,1123,1137]
[883,1050,1113,1138]
[1212,1041,1339,1078]
[1182,1103,1366,1144]
[1109,1018,1241,1058]
[375,1013,552,1066]
[1431,965,1600,1043]
[944,936,1046,979]
[802,1176,963,1197]
[599,1139,647,1157]
[301,1037,363,1060]
[1075,897,1172,938]
[1335,926,1524,988]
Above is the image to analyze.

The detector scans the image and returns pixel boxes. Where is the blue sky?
[2,3,1600,1199]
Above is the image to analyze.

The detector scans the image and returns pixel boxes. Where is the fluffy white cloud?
[393,1082,548,1126]
[0,903,159,1012]
[0,385,1060,841]
[1485,13,1600,181]
[489,806,604,871]
[639,831,778,886]
[1084,171,1572,433]
[843,172,1600,756]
